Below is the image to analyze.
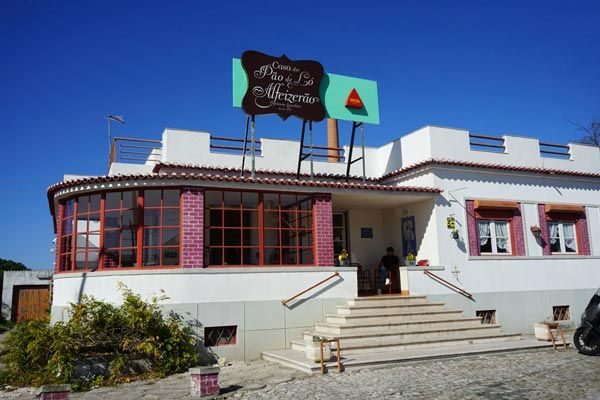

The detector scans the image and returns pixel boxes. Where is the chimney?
[327,118,340,162]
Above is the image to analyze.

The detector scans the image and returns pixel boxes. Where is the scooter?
[573,287,600,355]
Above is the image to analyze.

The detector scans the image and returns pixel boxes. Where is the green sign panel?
[232,58,379,125]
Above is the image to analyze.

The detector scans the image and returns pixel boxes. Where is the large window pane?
[143,248,160,266]
[144,190,161,207]
[163,228,179,246]
[162,248,179,266]
[122,191,138,209]
[144,209,160,227]
[143,228,160,247]
[163,190,180,207]
[105,192,120,210]
[162,209,180,226]
[224,191,241,207]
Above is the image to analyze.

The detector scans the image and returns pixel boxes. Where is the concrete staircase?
[263,295,534,373]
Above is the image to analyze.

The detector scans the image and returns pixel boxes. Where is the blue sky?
[0,1,598,269]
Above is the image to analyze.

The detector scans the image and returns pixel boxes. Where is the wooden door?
[12,285,50,322]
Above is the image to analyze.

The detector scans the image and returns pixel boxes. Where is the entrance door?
[332,212,348,266]
[12,285,50,322]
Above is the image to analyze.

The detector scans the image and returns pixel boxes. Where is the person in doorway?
[378,247,400,295]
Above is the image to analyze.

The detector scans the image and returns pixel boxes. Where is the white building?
[47,125,600,361]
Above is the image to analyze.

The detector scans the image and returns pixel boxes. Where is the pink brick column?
[465,200,479,256]
[537,204,551,256]
[576,210,591,255]
[182,188,204,268]
[55,203,64,273]
[314,193,334,266]
[512,204,526,256]
[190,366,220,398]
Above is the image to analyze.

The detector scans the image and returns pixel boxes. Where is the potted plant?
[305,335,331,362]
[338,249,349,267]
[404,253,416,266]
[530,225,542,238]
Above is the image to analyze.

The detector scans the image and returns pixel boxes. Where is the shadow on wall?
[383,140,403,176]
[283,275,344,310]
[437,195,467,254]
[407,198,436,260]
[164,308,220,366]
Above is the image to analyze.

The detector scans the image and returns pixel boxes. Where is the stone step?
[336,302,446,315]
[290,331,522,355]
[325,309,464,324]
[348,295,428,307]
[262,338,560,374]
[302,324,504,347]
[314,317,484,335]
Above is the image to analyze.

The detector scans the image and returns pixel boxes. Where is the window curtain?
[563,223,576,252]
[495,221,509,251]
[477,221,490,246]
[549,223,560,245]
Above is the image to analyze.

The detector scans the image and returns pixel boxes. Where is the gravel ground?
[1,347,599,400]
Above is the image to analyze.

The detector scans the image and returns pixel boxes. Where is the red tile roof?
[153,162,378,181]
[381,158,600,181]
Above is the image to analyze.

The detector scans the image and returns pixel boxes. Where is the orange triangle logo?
[345,88,364,109]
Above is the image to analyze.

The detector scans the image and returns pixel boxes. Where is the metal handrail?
[281,272,340,305]
[320,338,342,374]
[423,270,475,301]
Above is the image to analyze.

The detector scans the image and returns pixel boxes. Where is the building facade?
[47,125,600,360]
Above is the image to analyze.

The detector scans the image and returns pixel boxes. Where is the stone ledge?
[190,366,220,375]
[35,384,71,395]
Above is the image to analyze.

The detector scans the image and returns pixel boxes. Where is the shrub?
[0,285,198,390]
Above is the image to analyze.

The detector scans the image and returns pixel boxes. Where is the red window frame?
[58,199,75,272]
[474,208,517,256]
[205,190,315,267]
[57,189,181,272]
[74,193,102,270]
[545,212,580,255]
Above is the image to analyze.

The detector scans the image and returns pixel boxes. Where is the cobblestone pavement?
[2,348,599,399]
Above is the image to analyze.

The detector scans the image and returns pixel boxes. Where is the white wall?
[413,167,600,297]
[346,209,386,278]
[154,127,600,181]
[51,267,357,307]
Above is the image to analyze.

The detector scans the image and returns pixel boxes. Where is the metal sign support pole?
[345,122,363,182]
[240,114,250,177]
[309,120,314,179]
[361,123,366,183]
[250,114,256,178]
[296,119,307,180]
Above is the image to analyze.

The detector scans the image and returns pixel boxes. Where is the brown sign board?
[241,50,326,122]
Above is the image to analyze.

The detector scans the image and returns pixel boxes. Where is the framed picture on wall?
[360,227,373,238]
[401,216,416,257]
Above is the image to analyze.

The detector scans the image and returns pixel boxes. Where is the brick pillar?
[314,193,333,266]
[55,203,64,273]
[190,366,220,398]
[182,188,204,268]
[537,204,551,256]
[465,200,479,256]
[577,209,591,255]
[512,204,526,256]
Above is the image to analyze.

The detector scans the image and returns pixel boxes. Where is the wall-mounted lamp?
[530,225,542,238]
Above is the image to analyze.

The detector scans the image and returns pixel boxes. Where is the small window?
[548,222,577,254]
[553,305,570,321]
[476,310,496,324]
[477,220,511,254]
[204,325,237,347]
